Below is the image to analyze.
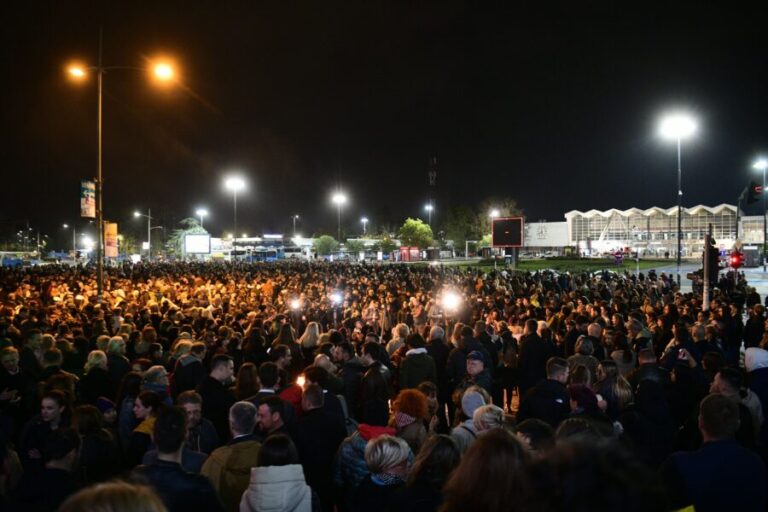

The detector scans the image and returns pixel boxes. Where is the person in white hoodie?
[240,433,313,512]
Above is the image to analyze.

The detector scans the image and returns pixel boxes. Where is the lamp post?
[62,224,77,260]
[332,192,347,241]
[361,217,368,235]
[292,214,300,237]
[134,209,153,262]
[66,38,176,298]
[224,176,246,260]
[659,112,697,287]
[424,203,434,226]
[753,158,768,271]
[195,208,208,229]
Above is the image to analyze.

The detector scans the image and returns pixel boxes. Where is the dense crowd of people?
[0,260,766,511]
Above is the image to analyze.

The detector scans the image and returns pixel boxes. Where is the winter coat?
[334,424,396,489]
[240,464,312,512]
[174,354,206,395]
[201,436,262,512]
[450,419,478,454]
[399,349,437,389]
[516,378,570,428]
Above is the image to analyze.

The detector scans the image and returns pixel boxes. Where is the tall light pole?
[332,192,347,241]
[195,208,208,229]
[224,176,246,260]
[753,158,768,270]
[67,38,177,297]
[63,224,77,259]
[134,209,153,262]
[659,112,697,287]
[361,217,369,235]
[424,203,434,226]
[292,214,300,236]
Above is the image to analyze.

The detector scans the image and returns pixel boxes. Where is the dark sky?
[2,2,768,248]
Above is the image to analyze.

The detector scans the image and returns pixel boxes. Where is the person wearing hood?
[173,342,206,396]
[399,334,437,390]
[450,388,486,454]
[240,433,313,512]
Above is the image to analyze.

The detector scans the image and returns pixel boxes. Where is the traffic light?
[748,181,763,204]
[704,244,720,283]
[730,250,744,269]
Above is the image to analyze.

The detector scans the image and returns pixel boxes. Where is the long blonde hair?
[299,322,320,349]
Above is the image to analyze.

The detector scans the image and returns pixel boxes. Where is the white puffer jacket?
[239,464,311,512]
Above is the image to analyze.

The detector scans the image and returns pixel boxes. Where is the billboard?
[80,180,95,218]
[185,233,211,254]
[104,222,118,258]
[492,217,524,248]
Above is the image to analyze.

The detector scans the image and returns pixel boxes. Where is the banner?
[80,180,95,218]
[105,222,118,258]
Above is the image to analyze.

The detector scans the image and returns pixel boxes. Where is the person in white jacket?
[240,433,313,512]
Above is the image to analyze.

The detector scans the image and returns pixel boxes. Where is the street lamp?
[195,208,209,229]
[658,112,697,287]
[66,43,177,298]
[292,214,300,237]
[62,224,77,259]
[224,175,246,260]
[134,209,153,261]
[332,192,347,241]
[424,203,434,226]
[753,158,768,270]
[489,209,500,219]
[361,217,369,235]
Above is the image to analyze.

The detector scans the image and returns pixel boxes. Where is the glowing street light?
[65,41,180,298]
[62,223,77,259]
[290,298,302,310]
[361,217,369,235]
[224,175,246,260]
[332,192,347,241]
[134,209,153,261]
[424,203,434,226]
[489,209,500,219]
[195,208,209,229]
[292,214,300,236]
[754,158,768,270]
[658,111,698,286]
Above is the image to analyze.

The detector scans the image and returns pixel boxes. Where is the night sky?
[2,2,768,248]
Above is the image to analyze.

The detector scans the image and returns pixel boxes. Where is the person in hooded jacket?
[399,334,436,390]
[240,433,314,512]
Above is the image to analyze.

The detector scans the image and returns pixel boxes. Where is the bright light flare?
[489,209,500,218]
[296,375,306,388]
[152,62,175,82]
[224,176,246,192]
[290,298,302,310]
[196,208,209,217]
[67,64,87,79]
[753,158,768,171]
[442,291,461,311]
[133,211,141,218]
[332,193,347,205]
[331,292,343,304]
[424,204,434,212]
[658,113,697,140]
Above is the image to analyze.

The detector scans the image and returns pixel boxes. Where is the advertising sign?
[80,180,95,218]
[105,222,118,258]
[185,234,211,254]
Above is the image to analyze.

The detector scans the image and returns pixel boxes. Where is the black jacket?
[295,408,348,512]
[133,459,224,512]
[426,338,451,398]
[81,367,115,404]
[197,375,236,443]
[626,363,671,393]
[11,467,78,512]
[516,378,570,428]
[173,355,206,396]
[518,333,553,393]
